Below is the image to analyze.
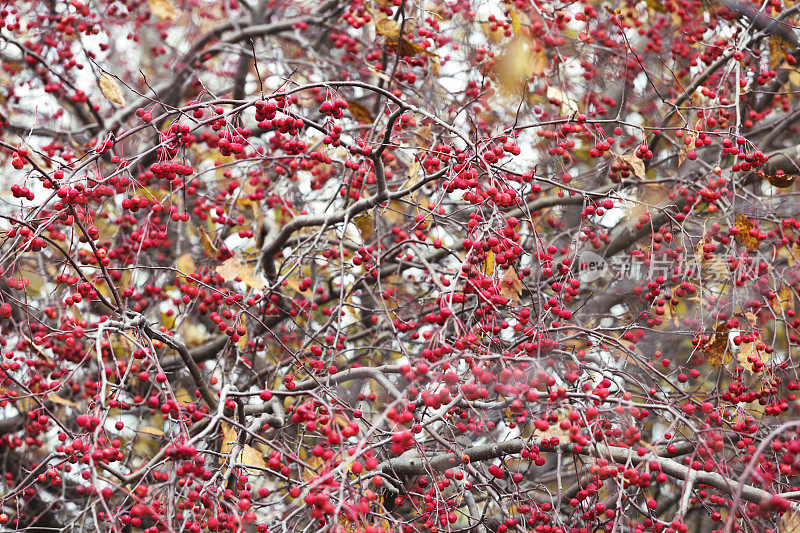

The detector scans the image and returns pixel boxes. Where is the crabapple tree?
[3,0,800,532]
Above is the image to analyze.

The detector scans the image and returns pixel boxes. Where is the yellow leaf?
[221,422,267,471]
[738,339,768,373]
[237,314,248,350]
[198,228,219,258]
[485,251,496,275]
[509,8,521,34]
[48,393,77,407]
[140,426,165,436]
[216,256,265,290]
[530,47,547,75]
[770,36,794,70]
[773,286,795,316]
[176,254,195,276]
[620,154,646,180]
[149,0,178,20]
[734,213,760,251]
[99,74,125,106]
[494,38,541,95]
[375,17,400,38]
[645,0,666,12]
[181,323,207,348]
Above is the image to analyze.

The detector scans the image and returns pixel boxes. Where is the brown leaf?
[216,256,265,290]
[704,322,731,367]
[197,228,219,258]
[620,154,646,180]
[387,37,434,58]
[764,173,797,188]
[734,213,760,251]
[149,0,178,20]
[353,213,374,242]
[140,426,165,436]
[780,509,800,532]
[499,268,523,303]
[345,100,374,123]
[678,130,696,167]
[646,0,667,12]
[99,74,125,106]
[413,125,432,148]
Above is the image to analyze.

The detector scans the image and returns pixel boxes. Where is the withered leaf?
[197,228,219,258]
[346,100,374,123]
[375,17,400,38]
[216,256,265,290]
[499,268,523,303]
[99,74,125,106]
[764,173,796,188]
[734,213,760,251]
[620,154,646,180]
[353,213,374,242]
[704,322,731,367]
[149,0,178,20]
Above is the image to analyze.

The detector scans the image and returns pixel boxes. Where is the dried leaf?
[499,268,523,303]
[738,340,768,373]
[176,254,195,275]
[764,173,797,188]
[485,251,496,275]
[509,8,521,34]
[734,213,760,251]
[678,130,696,167]
[346,101,374,123]
[149,0,178,20]
[645,0,667,12]
[495,38,544,94]
[620,154,646,180]
[48,393,77,407]
[237,314,247,351]
[216,256,265,290]
[221,422,267,471]
[704,322,731,367]
[770,36,794,70]
[197,228,219,258]
[773,286,795,316]
[780,509,800,532]
[140,426,165,436]
[546,86,579,115]
[375,17,400,38]
[99,74,125,106]
[530,48,547,75]
[414,125,432,148]
[353,213,374,242]
[387,37,434,58]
